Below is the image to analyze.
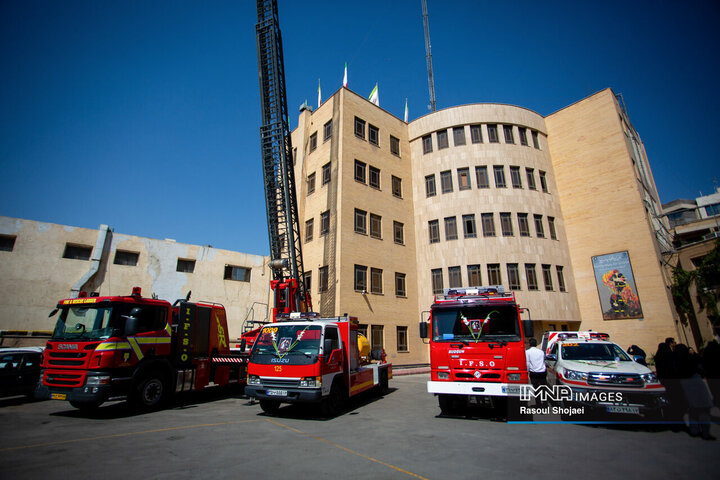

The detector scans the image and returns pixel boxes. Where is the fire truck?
[35,287,247,411]
[245,313,391,416]
[420,286,533,415]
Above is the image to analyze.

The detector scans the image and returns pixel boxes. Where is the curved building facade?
[408,104,581,326]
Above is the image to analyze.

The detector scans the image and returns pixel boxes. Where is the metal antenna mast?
[422,0,437,112]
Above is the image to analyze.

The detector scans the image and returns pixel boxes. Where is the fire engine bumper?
[428,380,524,397]
[35,372,132,404]
[245,385,323,403]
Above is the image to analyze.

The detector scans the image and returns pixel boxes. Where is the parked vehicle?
[0,347,44,399]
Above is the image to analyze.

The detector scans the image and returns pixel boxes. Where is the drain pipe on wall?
[71,224,112,298]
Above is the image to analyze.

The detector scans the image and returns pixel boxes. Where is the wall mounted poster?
[591,251,643,320]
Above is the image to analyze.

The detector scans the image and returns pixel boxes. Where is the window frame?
[507,263,521,290]
[422,134,433,154]
[368,124,379,146]
[440,170,453,194]
[462,214,477,238]
[355,209,368,235]
[425,174,436,197]
[525,264,538,291]
[354,160,367,183]
[453,126,466,146]
[487,124,499,143]
[437,129,449,149]
[503,125,515,144]
[470,124,483,144]
[493,165,506,188]
[323,120,332,142]
[355,117,366,139]
[444,216,458,241]
[369,213,382,239]
[476,166,489,189]
[429,220,440,244]
[487,264,501,285]
[391,175,402,198]
[354,265,368,292]
[457,167,471,191]
[395,272,407,297]
[369,165,381,189]
[510,166,522,189]
[500,212,514,237]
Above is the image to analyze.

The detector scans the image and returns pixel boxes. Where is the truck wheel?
[378,368,389,395]
[320,381,344,417]
[130,371,168,410]
[70,400,103,411]
[438,394,456,415]
[259,399,280,414]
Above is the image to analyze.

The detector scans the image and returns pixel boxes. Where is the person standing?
[526,338,547,407]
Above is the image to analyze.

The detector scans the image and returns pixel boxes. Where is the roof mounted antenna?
[422,0,437,112]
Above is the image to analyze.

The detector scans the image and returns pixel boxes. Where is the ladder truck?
[244,0,391,415]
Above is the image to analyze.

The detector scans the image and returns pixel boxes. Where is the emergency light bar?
[557,333,579,341]
[588,332,610,340]
[443,285,505,298]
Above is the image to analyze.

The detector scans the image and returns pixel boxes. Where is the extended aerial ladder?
[255,0,312,320]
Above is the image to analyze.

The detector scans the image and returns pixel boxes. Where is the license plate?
[51,393,67,400]
[267,389,287,397]
[502,385,521,395]
[606,405,639,414]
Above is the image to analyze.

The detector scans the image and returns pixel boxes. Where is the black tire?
[259,399,281,414]
[378,368,389,395]
[130,370,168,410]
[320,381,344,417]
[438,394,456,415]
[70,400,103,411]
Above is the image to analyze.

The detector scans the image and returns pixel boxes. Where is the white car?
[544,333,666,417]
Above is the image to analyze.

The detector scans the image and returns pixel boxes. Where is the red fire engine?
[35,287,247,411]
[420,286,533,414]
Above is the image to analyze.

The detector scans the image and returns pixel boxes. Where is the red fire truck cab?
[245,313,392,416]
[420,286,533,415]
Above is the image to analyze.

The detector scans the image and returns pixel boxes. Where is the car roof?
[0,347,44,354]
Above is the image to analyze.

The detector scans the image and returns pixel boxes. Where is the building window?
[305,218,314,243]
[463,214,477,238]
[500,212,513,236]
[369,166,381,189]
[510,166,522,188]
[534,214,545,238]
[355,117,366,139]
[320,211,330,235]
[503,125,514,144]
[354,265,368,291]
[392,175,402,198]
[542,264,554,291]
[470,124,483,143]
[307,172,316,195]
[525,264,538,290]
[353,160,366,183]
[487,124,499,143]
[526,168,536,190]
[440,170,453,193]
[425,174,436,197]
[390,135,400,156]
[393,221,404,245]
[539,171,548,193]
[177,258,195,273]
[371,325,384,351]
[437,129,449,149]
[476,166,489,188]
[322,162,331,185]
[319,266,329,292]
[444,216,458,241]
[487,264,501,285]
[0,235,16,252]
[481,213,496,237]
[457,168,471,190]
[448,266,462,288]
[224,265,251,282]
[431,268,444,294]
[358,324,368,338]
[395,273,407,297]
[556,266,566,292]
[453,126,466,146]
[369,124,379,146]
[429,220,440,244]
[468,264,482,286]
[422,134,433,154]
[114,250,139,266]
[63,244,92,261]
[519,127,528,146]
[532,130,540,149]
[518,213,530,237]
[704,203,720,217]
[493,166,506,188]
[309,132,317,152]
[507,264,520,290]
[370,213,382,239]
[397,326,408,352]
[323,120,332,142]
[370,268,383,294]
[355,209,367,235]
[548,217,557,240]
[304,271,312,293]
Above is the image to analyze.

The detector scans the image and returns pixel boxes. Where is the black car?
[0,347,44,399]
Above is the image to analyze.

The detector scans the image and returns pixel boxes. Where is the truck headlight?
[85,375,111,386]
[507,373,522,381]
[247,375,261,385]
[437,372,450,380]
[641,373,660,385]
[563,369,587,381]
[300,376,321,387]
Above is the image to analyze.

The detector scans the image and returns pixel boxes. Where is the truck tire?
[70,400,103,411]
[259,399,280,414]
[130,370,169,410]
[320,381,344,417]
[438,394,456,415]
[378,368,389,395]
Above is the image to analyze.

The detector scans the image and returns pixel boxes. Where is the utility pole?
[422,0,437,112]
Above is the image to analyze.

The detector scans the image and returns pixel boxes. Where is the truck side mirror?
[323,339,333,361]
[523,319,534,339]
[240,338,247,352]
[125,316,140,336]
[419,322,428,339]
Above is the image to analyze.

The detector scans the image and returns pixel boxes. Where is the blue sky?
[1,0,718,256]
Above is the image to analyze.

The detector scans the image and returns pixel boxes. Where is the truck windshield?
[561,343,632,361]
[432,305,520,342]
[250,325,322,365]
[53,305,120,340]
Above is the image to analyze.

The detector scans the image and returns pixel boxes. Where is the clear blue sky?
[2,0,718,256]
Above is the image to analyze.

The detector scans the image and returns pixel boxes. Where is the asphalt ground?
[1,373,719,480]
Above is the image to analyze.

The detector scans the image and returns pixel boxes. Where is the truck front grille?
[261,378,300,388]
[587,372,644,388]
